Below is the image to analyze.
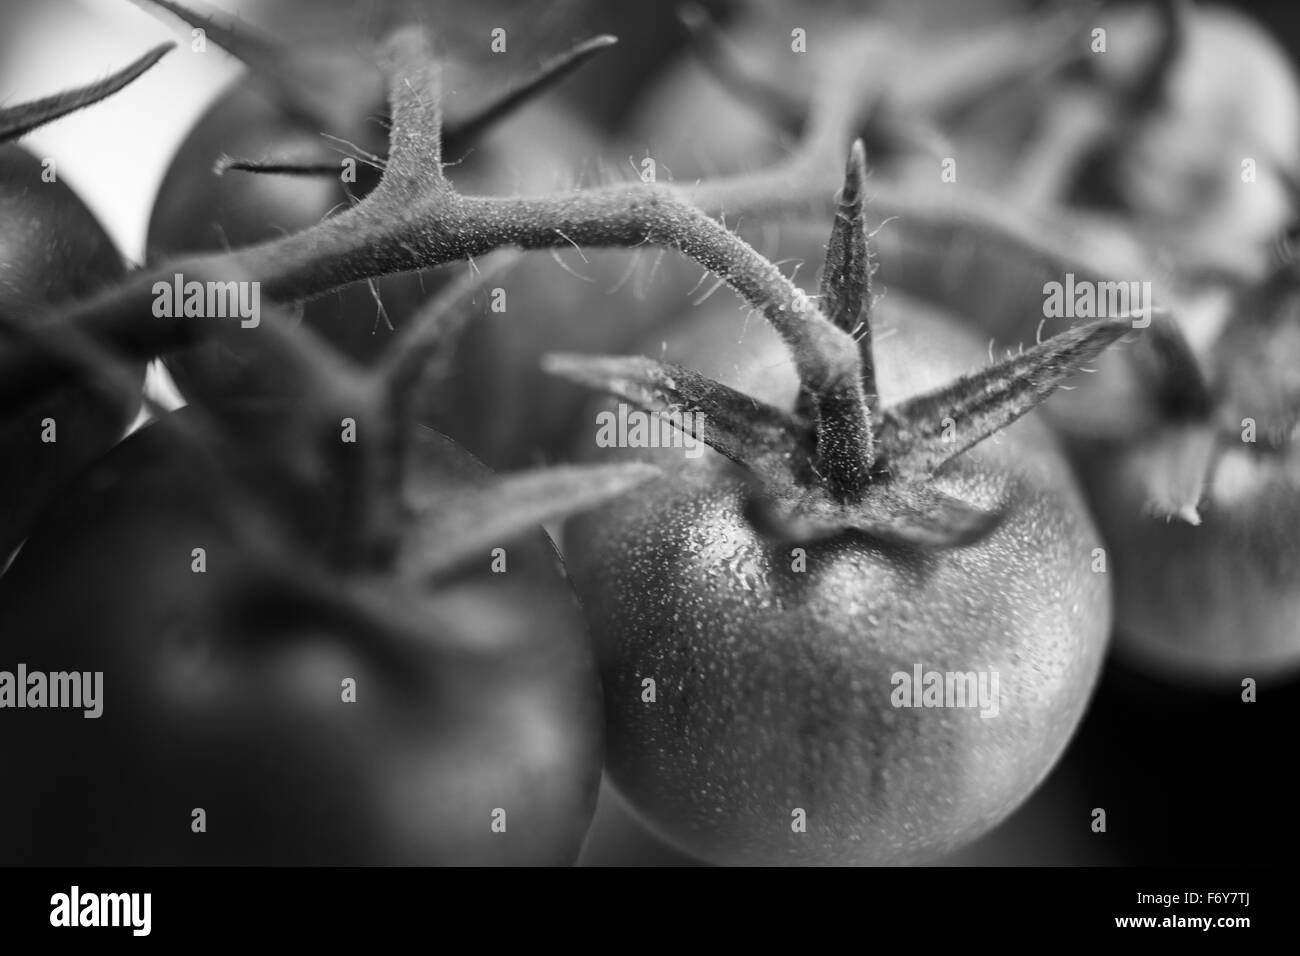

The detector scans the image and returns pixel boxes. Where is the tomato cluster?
[0,0,1296,867]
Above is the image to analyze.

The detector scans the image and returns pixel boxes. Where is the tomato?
[0,412,608,864]
[1075,445,1300,680]
[1070,4,1300,281]
[558,279,1114,865]
[624,2,1127,353]
[0,144,138,563]
[0,44,175,561]
[628,2,1083,190]
[1070,266,1300,680]
[428,256,686,470]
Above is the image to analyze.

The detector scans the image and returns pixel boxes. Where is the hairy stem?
[0,43,174,142]
[17,21,1192,463]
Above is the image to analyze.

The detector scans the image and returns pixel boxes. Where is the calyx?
[547,142,1129,549]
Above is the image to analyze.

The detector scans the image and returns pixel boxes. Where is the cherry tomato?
[0,413,604,864]
[0,144,137,562]
[562,289,1112,865]
[1072,267,1300,680]
[1072,4,1300,280]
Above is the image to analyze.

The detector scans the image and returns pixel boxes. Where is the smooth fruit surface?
[1077,439,1300,680]
[0,143,137,560]
[565,292,1111,865]
[0,416,603,864]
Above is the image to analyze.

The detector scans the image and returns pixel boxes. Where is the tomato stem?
[376,254,519,409]
[373,251,519,499]
[677,3,805,134]
[17,27,866,438]
[1128,0,1187,115]
[214,155,343,177]
[443,35,619,150]
[0,43,174,143]
[911,6,1094,120]
[16,19,1189,470]
[134,0,618,162]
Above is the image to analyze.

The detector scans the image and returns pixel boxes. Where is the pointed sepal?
[408,459,661,579]
[880,317,1130,478]
[542,351,812,493]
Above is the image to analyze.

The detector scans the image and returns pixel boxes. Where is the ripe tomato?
[1074,444,1300,680]
[1071,267,1300,680]
[1073,4,1300,281]
[425,249,685,470]
[628,2,1080,190]
[0,144,138,562]
[561,289,1112,865]
[0,413,604,864]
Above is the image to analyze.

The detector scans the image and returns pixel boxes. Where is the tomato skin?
[563,292,1110,865]
[0,144,138,561]
[630,3,1052,189]
[1079,5,1300,281]
[1075,442,1300,680]
[0,416,602,864]
[433,254,683,469]
[1066,269,1300,682]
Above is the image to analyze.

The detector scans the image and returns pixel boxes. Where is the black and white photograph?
[0,0,1293,932]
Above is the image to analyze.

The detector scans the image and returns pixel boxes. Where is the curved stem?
[0,43,174,142]
[13,21,1196,458]
[677,2,805,134]
[1128,0,1187,115]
